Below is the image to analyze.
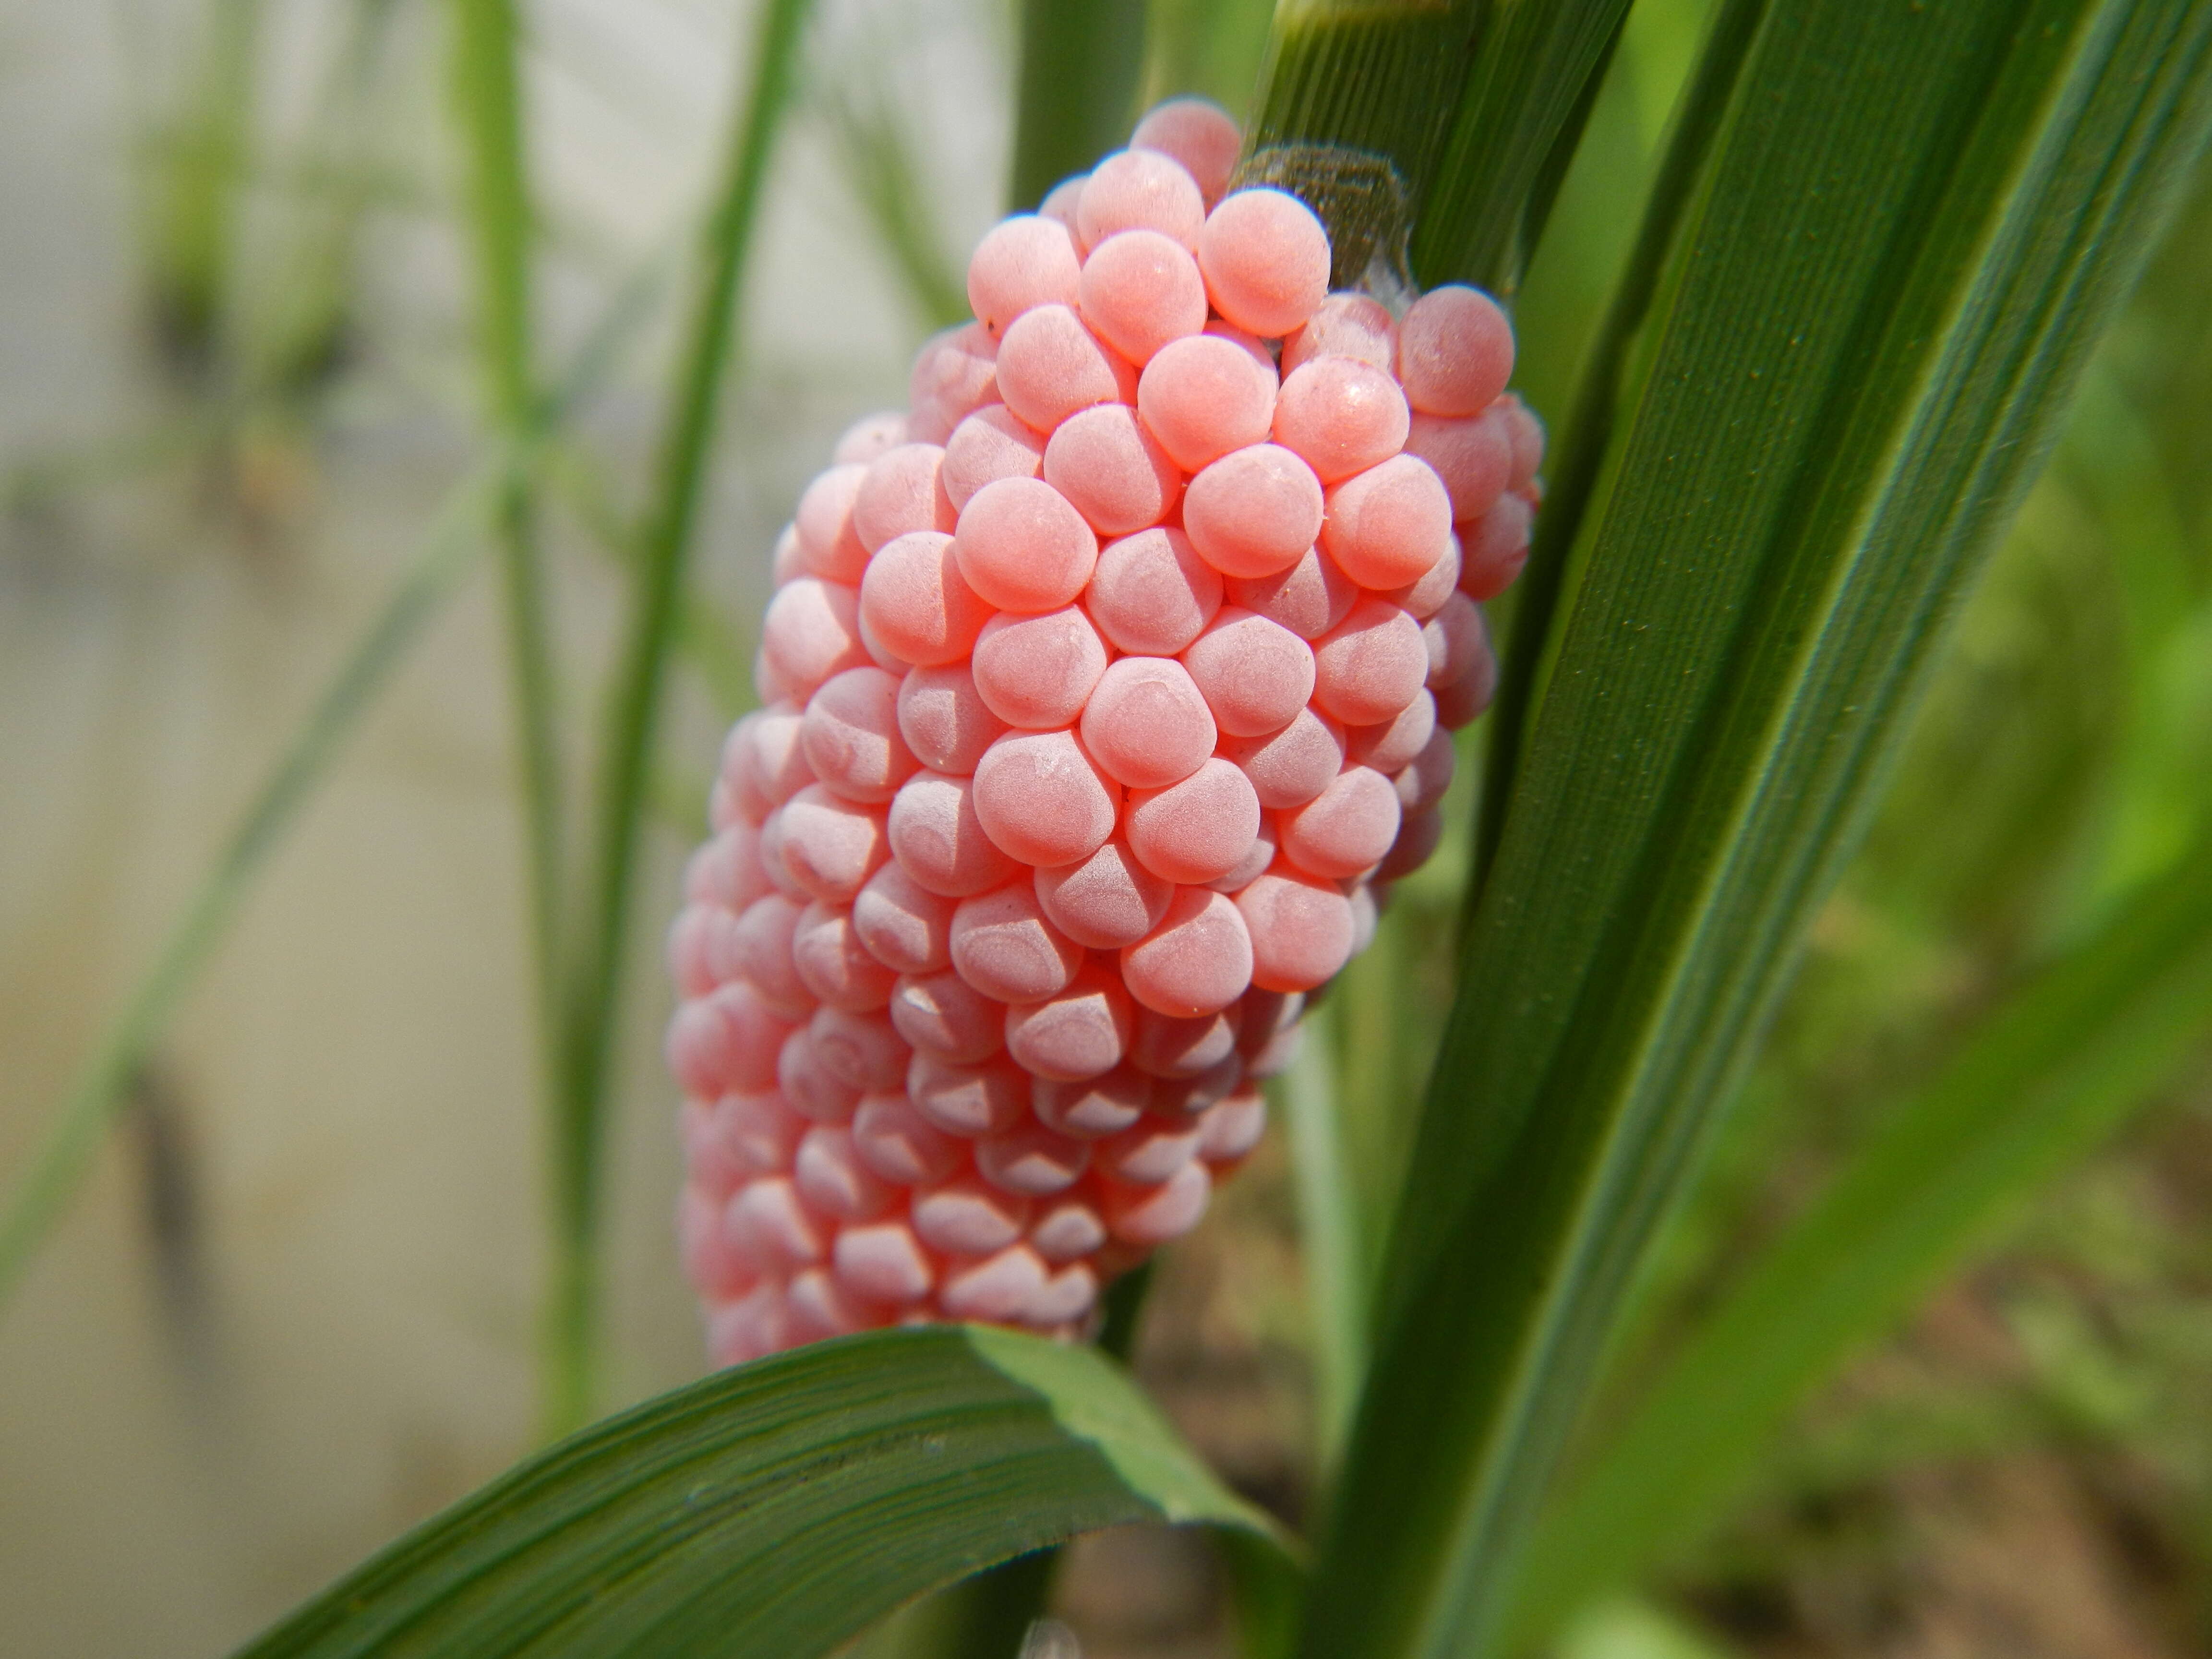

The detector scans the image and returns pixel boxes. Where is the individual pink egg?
[666,904,728,998]
[1101,1159,1211,1247]
[1207,814,1276,897]
[970,728,1121,867]
[786,1266,889,1339]
[897,663,1010,775]
[1128,1004,1239,1078]
[808,1005,911,1092]
[667,981,794,1097]
[1321,454,1455,589]
[755,805,810,903]
[1096,1116,1202,1185]
[1033,838,1174,950]
[1345,687,1437,773]
[1389,536,1462,620]
[792,900,900,1011]
[940,1244,1052,1321]
[966,214,1082,338]
[679,1182,752,1296]
[942,406,1047,510]
[776,785,890,906]
[1394,726,1457,815]
[1143,1044,1244,1118]
[1236,869,1355,991]
[1501,393,1546,491]
[727,1176,827,1268]
[1281,292,1397,375]
[1274,357,1410,483]
[729,892,813,1017]
[1004,959,1134,1082]
[714,1089,806,1178]
[1184,445,1324,579]
[1043,403,1181,536]
[1077,148,1206,250]
[795,1125,895,1221]
[761,577,870,700]
[854,443,957,553]
[1397,284,1515,416]
[889,968,1007,1064]
[953,476,1099,613]
[1221,707,1345,809]
[971,606,1109,729]
[1434,639,1498,729]
[1197,1088,1268,1173]
[1313,598,1430,728]
[706,1283,789,1366]
[1235,987,1302,1058]
[1181,607,1317,736]
[1279,765,1402,879]
[912,1171,1032,1254]
[1198,188,1330,337]
[1424,590,1489,690]
[1079,656,1217,789]
[833,410,909,467]
[1029,1261,1101,1328]
[1135,332,1277,473]
[908,322,999,444]
[1120,886,1254,1017]
[732,704,813,817]
[1224,543,1357,640]
[1130,97,1242,206]
[796,464,870,582]
[908,1053,1029,1141]
[1458,493,1532,601]
[1084,526,1223,656]
[1033,1069,1152,1140]
[852,1094,965,1187]
[833,1218,938,1306]
[769,522,806,587]
[1039,173,1088,240]
[804,667,920,803]
[1379,805,1446,880]
[887,771,1020,897]
[950,882,1085,1003]
[976,1122,1094,1196]
[852,860,955,975]
[753,647,795,709]
[994,304,1138,433]
[1127,758,1262,885]
[1402,406,1514,524]
[1079,229,1209,365]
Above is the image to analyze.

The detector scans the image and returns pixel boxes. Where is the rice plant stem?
[1008,0,1149,209]
[549,0,814,1436]
[0,467,504,1316]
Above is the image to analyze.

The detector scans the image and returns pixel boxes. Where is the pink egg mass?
[668,99,1539,1366]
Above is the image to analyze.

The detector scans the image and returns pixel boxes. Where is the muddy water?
[0,0,1003,1651]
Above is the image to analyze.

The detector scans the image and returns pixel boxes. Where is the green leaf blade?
[1305,2,2212,1656]
[240,1327,1286,1659]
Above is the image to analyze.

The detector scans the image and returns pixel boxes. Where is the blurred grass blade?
[1009,0,1149,209]
[1506,827,2212,1648]
[1281,1020,1368,1472]
[1139,0,1274,118]
[0,470,498,1315]
[817,68,969,330]
[233,1327,1292,1659]
[0,240,677,1322]
[144,0,264,366]
[554,0,813,1434]
[1307,4,2212,1656]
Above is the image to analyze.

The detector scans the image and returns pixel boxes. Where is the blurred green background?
[0,0,2207,1655]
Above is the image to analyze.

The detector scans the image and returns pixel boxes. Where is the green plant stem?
[1283,1020,1367,1473]
[149,0,264,364]
[549,0,814,1437]
[1008,0,1149,209]
[0,468,502,1316]
[1139,0,1275,118]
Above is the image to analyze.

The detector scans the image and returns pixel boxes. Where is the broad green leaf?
[1281,1023,1369,1471]
[1506,830,2212,1647]
[235,1326,1290,1659]
[1304,4,2212,1657]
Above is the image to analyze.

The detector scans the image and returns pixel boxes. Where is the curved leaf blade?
[236,1326,1289,1659]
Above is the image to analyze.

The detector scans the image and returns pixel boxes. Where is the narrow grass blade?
[1008,0,1149,210]
[232,1327,1291,1659]
[1138,0,1274,117]
[1281,1020,1368,1471]
[554,0,814,1433]
[1306,4,2212,1656]
[1506,832,2212,1647]
[0,468,499,1315]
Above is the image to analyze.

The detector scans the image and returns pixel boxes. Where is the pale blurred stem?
[1008,0,1149,209]
[1472,0,1766,897]
[548,0,814,1438]
[152,0,264,361]
[449,0,577,1440]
